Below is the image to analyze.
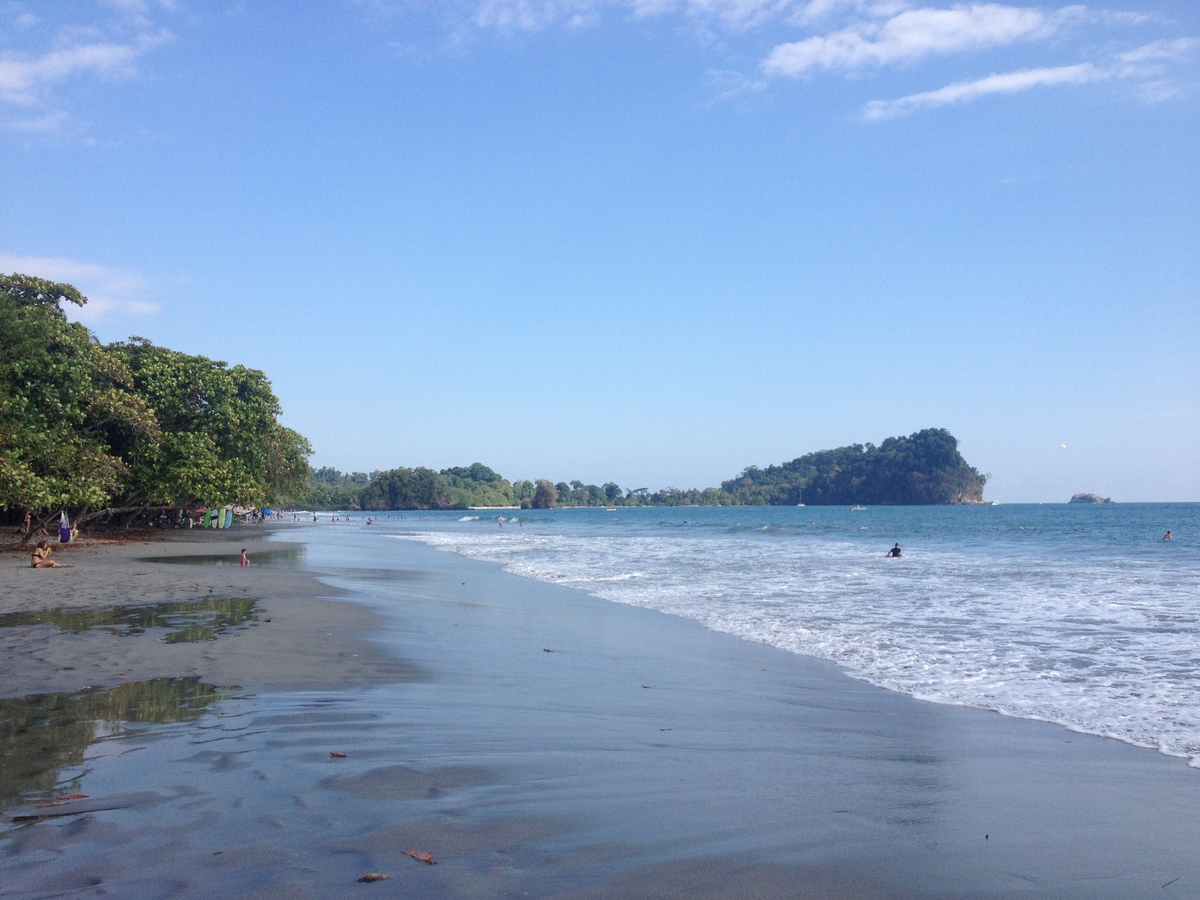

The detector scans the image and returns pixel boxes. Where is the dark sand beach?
[2,526,1198,898]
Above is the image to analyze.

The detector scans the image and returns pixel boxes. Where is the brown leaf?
[330,751,348,758]
[403,849,437,865]
[358,873,391,882]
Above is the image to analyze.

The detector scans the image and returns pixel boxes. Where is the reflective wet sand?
[2,527,1198,898]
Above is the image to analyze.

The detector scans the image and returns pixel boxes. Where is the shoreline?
[2,524,1198,897]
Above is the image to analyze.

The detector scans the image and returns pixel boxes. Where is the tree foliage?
[721,428,986,505]
[1,275,155,512]
[532,479,557,509]
[297,429,985,511]
[111,339,311,508]
[1,274,311,525]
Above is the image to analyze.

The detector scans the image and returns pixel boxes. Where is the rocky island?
[1069,493,1114,504]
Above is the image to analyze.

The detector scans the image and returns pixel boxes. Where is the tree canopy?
[296,429,986,511]
[1,274,311,528]
[720,428,986,505]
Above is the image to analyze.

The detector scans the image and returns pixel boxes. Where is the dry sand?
[2,525,1199,899]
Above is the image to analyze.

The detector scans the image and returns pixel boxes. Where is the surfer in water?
[886,543,903,558]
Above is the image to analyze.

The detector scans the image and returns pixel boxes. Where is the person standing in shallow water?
[886,543,903,558]
[240,548,248,567]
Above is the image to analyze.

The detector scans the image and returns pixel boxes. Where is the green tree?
[359,467,453,510]
[532,479,557,509]
[111,338,311,508]
[0,275,156,518]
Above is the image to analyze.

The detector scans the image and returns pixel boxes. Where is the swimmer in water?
[886,543,902,558]
[1163,531,1173,541]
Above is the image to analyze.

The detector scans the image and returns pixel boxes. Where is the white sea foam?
[388,505,1200,765]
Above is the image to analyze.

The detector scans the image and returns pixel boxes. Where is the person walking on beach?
[240,548,249,567]
[31,540,69,568]
[886,543,903,558]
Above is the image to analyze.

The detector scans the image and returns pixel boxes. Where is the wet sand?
[2,526,1199,898]
[0,529,416,697]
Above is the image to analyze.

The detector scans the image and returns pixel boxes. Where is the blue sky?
[2,0,1196,502]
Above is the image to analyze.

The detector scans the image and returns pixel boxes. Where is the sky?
[1,0,1197,502]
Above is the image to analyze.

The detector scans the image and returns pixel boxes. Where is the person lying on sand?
[31,540,69,568]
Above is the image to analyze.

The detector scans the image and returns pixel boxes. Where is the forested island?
[302,428,987,510]
[2,272,985,533]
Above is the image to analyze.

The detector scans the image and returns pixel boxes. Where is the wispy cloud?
[0,32,168,106]
[1119,37,1198,65]
[363,1,1197,117]
[860,35,1198,119]
[0,4,174,132]
[862,61,1103,119]
[763,4,1051,76]
[464,0,855,33]
[0,254,160,322]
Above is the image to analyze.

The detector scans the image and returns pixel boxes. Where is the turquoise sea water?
[324,503,1199,765]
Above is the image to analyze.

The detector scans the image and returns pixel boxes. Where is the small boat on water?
[851,505,867,511]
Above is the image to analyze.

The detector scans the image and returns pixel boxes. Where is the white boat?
[851,505,867,511]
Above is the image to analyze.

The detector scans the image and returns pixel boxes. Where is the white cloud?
[374,1,1195,116]
[861,61,1104,119]
[468,0,838,32]
[1119,37,1197,65]
[858,32,1198,120]
[0,254,160,322]
[0,30,170,107]
[763,3,1050,76]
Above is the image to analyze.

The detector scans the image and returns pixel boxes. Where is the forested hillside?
[300,429,985,510]
[720,429,986,505]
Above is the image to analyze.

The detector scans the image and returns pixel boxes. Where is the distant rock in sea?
[1068,493,1114,504]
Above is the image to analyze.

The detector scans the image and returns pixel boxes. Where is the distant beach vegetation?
[302,428,987,511]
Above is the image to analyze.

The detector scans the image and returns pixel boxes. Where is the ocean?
[339,502,1200,766]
